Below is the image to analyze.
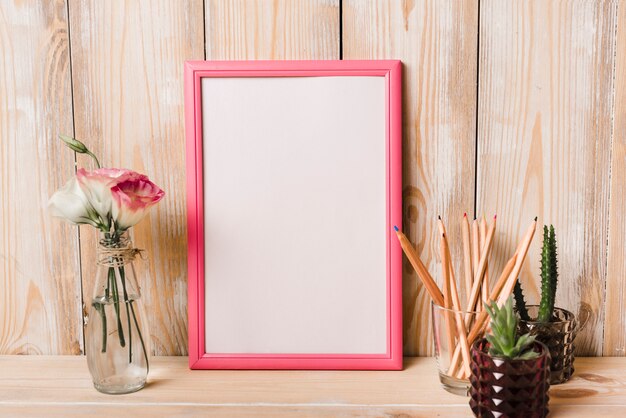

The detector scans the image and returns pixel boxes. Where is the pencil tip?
[393,225,399,232]
[534,216,538,222]
[494,214,497,219]
[438,215,441,220]
[464,212,467,217]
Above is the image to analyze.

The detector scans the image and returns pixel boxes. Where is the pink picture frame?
[185,60,402,370]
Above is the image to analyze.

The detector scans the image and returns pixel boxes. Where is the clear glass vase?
[85,230,150,394]
[517,305,579,384]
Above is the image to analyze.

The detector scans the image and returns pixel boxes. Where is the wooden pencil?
[464,215,497,324]
[480,216,490,307]
[450,218,537,376]
[496,218,537,305]
[449,253,518,377]
[461,213,473,306]
[394,227,444,306]
[471,219,480,311]
[442,234,471,377]
[440,232,457,362]
[458,218,535,376]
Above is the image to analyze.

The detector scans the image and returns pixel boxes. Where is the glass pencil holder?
[431,301,482,396]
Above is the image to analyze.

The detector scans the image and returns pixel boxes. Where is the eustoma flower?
[48,177,101,227]
[111,177,165,230]
[76,168,149,228]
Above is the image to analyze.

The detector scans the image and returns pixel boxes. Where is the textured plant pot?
[518,305,577,384]
[469,339,550,418]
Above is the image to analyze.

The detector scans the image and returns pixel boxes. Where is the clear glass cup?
[431,301,480,396]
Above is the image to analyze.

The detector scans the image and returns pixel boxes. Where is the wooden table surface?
[1,356,625,417]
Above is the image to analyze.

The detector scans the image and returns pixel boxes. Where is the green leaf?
[484,296,539,359]
[517,350,540,360]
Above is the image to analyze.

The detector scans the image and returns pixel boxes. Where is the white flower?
[48,177,100,226]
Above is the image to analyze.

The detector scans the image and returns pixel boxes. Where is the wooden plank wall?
[0,0,83,354]
[477,1,618,355]
[605,1,626,357]
[0,0,624,357]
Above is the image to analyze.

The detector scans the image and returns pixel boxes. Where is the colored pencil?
[449,218,536,377]
[480,216,490,306]
[442,233,471,377]
[440,232,457,362]
[471,219,480,311]
[394,227,444,306]
[462,213,473,307]
[464,215,496,323]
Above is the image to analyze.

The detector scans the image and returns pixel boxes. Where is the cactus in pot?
[514,225,579,384]
[469,297,550,418]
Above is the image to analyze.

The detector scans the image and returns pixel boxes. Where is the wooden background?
[1,0,624,357]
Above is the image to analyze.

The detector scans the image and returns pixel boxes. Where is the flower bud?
[59,134,88,153]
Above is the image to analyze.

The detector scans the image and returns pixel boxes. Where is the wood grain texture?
[205,0,339,60]
[1,0,626,359]
[67,0,205,355]
[476,0,617,355]
[2,356,626,417]
[604,1,626,357]
[0,0,82,354]
[343,0,478,355]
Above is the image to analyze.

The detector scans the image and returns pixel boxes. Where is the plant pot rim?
[517,305,576,326]
[471,338,549,362]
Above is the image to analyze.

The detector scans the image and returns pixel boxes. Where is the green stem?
[86,150,101,169]
[105,270,110,300]
[109,266,126,347]
[129,301,149,373]
[94,302,107,353]
[118,265,133,364]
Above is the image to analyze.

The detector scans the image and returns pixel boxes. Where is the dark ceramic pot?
[518,305,577,384]
[469,339,550,418]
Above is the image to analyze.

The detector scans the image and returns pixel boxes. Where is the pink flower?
[76,168,148,225]
[111,178,165,230]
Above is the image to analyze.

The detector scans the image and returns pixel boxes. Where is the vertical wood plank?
[205,0,339,60]
[604,1,626,357]
[68,0,205,355]
[0,0,82,354]
[343,0,478,355]
[477,0,617,355]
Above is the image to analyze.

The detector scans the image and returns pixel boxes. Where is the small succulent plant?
[514,225,558,323]
[484,297,538,360]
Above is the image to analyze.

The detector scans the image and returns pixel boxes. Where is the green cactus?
[484,297,538,360]
[513,279,530,321]
[513,224,559,323]
[537,225,558,322]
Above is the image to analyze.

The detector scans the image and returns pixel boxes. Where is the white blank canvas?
[202,76,387,354]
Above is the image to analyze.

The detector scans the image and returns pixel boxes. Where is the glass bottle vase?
[85,230,150,394]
